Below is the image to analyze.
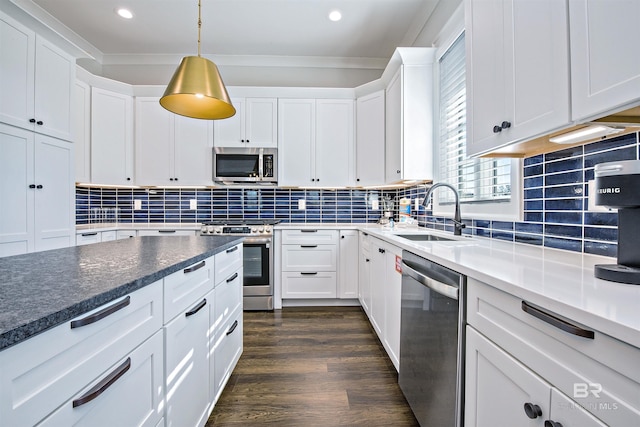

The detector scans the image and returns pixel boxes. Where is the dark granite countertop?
[0,235,243,351]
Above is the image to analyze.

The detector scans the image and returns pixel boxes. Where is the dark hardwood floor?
[207,306,419,426]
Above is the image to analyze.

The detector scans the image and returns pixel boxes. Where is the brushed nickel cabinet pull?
[72,357,131,408]
[70,296,131,329]
[183,260,206,273]
[185,299,207,317]
[522,301,594,339]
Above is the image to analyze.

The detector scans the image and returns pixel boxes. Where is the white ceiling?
[27,0,440,65]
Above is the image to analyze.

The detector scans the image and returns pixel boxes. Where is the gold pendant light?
[160,0,235,120]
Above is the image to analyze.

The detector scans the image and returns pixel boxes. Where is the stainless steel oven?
[201,220,277,310]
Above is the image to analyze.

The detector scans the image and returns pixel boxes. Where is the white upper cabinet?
[356,90,385,187]
[316,99,354,187]
[465,0,570,156]
[214,97,277,147]
[384,48,435,184]
[135,97,213,186]
[73,79,91,183]
[569,0,640,121]
[278,98,315,186]
[90,87,134,185]
[0,12,74,141]
[278,98,354,187]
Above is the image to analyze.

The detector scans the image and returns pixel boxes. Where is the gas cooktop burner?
[200,219,280,235]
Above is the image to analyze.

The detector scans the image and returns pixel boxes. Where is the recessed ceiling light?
[329,10,342,22]
[116,8,133,19]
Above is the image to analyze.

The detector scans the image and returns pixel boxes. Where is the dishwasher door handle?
[402,261,459,300]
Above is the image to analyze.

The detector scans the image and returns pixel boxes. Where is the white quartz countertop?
[357,225,640,349]
[76,223,202,233]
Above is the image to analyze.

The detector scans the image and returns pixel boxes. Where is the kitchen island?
[0,235,244,427]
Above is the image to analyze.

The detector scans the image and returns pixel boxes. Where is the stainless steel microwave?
[213,147,277,184]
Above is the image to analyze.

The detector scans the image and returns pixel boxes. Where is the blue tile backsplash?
[77,132,639,258]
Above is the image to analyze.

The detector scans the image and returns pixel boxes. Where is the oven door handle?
[402,261,459,300]
[243,237,272,244]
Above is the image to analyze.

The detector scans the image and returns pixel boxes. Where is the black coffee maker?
[594,160,640,284]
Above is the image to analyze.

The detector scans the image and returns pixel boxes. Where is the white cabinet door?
[136,97,213,186]
[135,97,174,186]
[74,80,91,183]
[385,69,403,183]
[33,135,74,252]
[33,36,74,141]
[382,243,402,369]
[356,90,385,186]
[358,232,372,316]
[76,231,101,246]
[0,12,35,133]
[164,298,210,427]
[465,326,551,427]
[0,125,73,257]
[214,97,277,147]
[338,230,359,299]
[91,87,133,185]
[213,97,244,147]
[569,0,640,121]
[369,239,386,337]
[173,113,213,186]
[278,98,315,186]
[465,0,570,156]
[0,13,74,142]
[0,124,34,257]
[246,97,278,147]
[315,99,354,187]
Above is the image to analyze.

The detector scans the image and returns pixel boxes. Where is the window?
[434,32,521,221]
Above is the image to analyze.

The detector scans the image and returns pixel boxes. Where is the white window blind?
[438,33,511,204]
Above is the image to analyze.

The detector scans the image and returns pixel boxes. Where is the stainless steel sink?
[395,233,454,242]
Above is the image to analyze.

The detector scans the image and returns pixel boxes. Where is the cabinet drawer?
[215,243,243,286]
[213,308,243,398]
[467,278,640,426]
[137,229,195,237]
[281,229,338,244]
[76,232,101,246]
[282,271,337,298]
[116,230,136,239]
[38,331,164,427]
[212,267,243,331]
[0,282,162,427]
[282,244,337,271]
[163,255,214,322]
[101,230,117,242]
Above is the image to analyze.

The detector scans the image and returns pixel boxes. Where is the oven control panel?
[200,224,273,235]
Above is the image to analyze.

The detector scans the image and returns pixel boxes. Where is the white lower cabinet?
[164,295,210,427]
[281,229,339,299]
[338,230,359,299]
[367,237,402,371]
[466,327,606,427]
[0,246,245,427]
[466,277,640,427]
[39,331,164,427]
[358,232,372,316]
[138,229,196,237]
[0,281,163,427]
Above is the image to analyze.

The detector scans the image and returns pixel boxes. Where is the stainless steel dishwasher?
[399,250,465,427]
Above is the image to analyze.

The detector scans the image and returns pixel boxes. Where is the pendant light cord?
[197,0,202,57]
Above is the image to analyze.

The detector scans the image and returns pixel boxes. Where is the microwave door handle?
[258,149,264,178]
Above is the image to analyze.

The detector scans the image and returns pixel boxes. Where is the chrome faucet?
[421,183,466,236]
